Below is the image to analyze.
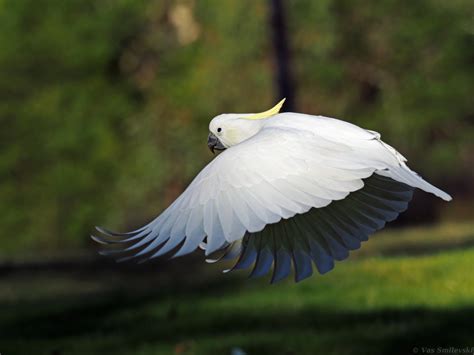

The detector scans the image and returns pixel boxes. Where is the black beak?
[207,133,226,154]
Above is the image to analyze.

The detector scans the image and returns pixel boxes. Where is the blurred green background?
[1,0,473,354]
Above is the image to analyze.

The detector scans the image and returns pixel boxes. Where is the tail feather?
[377,166,452,201]
[377,140,451,202]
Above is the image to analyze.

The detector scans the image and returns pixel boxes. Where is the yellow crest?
[244,98,286,120]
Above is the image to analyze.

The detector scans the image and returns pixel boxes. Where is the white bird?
[93,99,451,283]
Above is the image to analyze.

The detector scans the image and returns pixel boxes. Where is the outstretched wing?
[93,126,378,262]
[207,173,414,283]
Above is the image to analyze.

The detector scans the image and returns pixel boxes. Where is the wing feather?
[221,174,414,282]
[94,113,449,281]
[94,126,381,259]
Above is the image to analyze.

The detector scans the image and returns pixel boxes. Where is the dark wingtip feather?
[271,249,292,283]
[95,226,140,237]
[249,248,274,279]
[90,234,109,245]
[293,250,313,282]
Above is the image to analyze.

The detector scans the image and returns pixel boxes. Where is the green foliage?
[1,0,472,252]
[292,0,474,176]
[0,0,148,251]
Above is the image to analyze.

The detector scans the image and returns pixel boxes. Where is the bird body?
[94,99,451,282]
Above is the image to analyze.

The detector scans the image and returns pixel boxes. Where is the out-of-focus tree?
[0,0,149,251]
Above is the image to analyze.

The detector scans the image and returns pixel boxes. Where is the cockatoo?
[93,99,451,283]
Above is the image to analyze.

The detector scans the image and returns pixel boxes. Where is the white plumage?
[93,103,451,283]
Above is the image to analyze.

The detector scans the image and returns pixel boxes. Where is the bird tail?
[375,140,452,202]
[376,166,452,201]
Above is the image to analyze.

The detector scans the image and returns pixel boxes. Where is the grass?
[1,222,474,355]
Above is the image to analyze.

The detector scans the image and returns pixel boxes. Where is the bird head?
[207,98,285,153]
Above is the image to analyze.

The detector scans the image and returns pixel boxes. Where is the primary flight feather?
[93,99,451,283]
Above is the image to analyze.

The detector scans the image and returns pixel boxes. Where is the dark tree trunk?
[269,0,295,111]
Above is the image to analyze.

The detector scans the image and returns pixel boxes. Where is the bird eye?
[217,127,222,133]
